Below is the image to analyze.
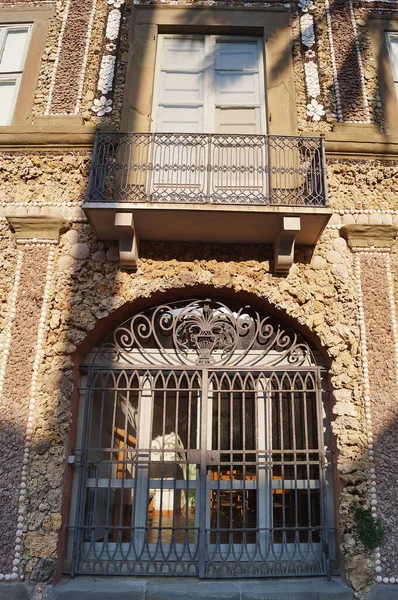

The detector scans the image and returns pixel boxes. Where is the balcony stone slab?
[84,132,331,271]
[84,204,332,272]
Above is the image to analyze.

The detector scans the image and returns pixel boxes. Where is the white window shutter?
[0,25,31,125]
[153,36,205,133]
[153,35,265,134]
[0,78,20,125]
[0,26,30,72]
[214,39,264,135]
[388,35,398,81]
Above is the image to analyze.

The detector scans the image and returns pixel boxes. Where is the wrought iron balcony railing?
[86,132,328,207]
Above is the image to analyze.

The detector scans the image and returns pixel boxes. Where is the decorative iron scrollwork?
[175,300,237,364]
[96,299,315,368]
[87,132,327,207]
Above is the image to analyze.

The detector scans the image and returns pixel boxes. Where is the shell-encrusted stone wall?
[0,246,50,575]
[1,0,398,597]
[0,154,90,208]
[352,4,384,130]
[1,0,397,129]
[15,222,372,591]
[328,161,398,212]
[359,252,398,582]
[0,223,18,354]
[32,0,69,118]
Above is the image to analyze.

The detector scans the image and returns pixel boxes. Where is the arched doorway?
[68,298,334,578]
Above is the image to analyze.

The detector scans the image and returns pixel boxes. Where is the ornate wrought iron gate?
[69,300,333,577]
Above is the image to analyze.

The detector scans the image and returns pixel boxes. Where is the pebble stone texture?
[328,0,368,123]
[327,160,398,212]
[360,254,398,579]
[0,153,91,206]
[17,226,368,592]
[0,246,49,574]
[0,0,397,597]
[48,0,96,114]
[0,223,18,355]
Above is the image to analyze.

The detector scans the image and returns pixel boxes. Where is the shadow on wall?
[17,227,398,598]
[121,0,384,133]
[268,0,382,127]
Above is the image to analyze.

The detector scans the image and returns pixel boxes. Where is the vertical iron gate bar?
[198,368,208,578]
[71,367,94,576]
[316,368,330,579]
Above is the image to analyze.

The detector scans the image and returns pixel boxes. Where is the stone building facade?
[0,0,398,599]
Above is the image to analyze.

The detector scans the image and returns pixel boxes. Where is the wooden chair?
[210,470,244,521]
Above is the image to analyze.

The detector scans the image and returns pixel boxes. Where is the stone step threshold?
[0,577,353,600]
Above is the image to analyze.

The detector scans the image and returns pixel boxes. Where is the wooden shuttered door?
[153,35,266,135]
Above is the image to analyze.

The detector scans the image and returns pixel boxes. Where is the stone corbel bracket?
[274,216,301,273]
[6,215,70,242]
[114,212,139,270]
[340,224,398,250]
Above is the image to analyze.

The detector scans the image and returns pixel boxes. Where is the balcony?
[83,132,331,272]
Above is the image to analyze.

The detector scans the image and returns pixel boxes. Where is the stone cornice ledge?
[7,216,70,241]
[341,224,398,249]
[325,134,398,159]
[2,118,398,157]
[4,129,398,156]
[0,127,96,151]
[326,122,398,159]
[0,116,96,151]
[304,124,398,159]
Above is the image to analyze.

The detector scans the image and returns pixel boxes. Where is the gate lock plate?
[187,449,201,464]
[186,450,220,464]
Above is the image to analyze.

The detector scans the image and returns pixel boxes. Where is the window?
[148,35,267,201]
[0,7,54,127]
[369,18,398,133]
[123,6,297,136]
[386,32,398,99]
[152,35,266,134]
[0,24,31,125]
